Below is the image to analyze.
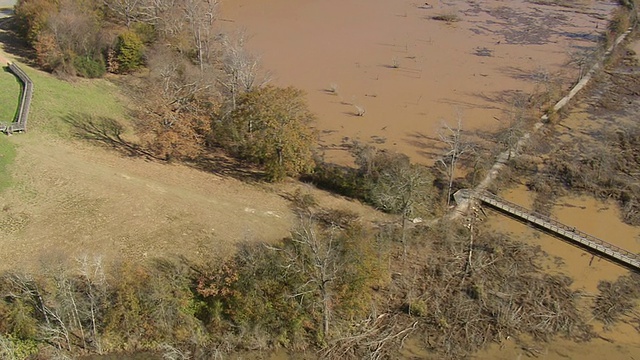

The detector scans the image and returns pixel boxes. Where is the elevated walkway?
[1,62,33,134]
[455,189,640,271]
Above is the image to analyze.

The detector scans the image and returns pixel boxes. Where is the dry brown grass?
[0,134,295,272]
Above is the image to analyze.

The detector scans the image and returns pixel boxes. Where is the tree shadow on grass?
[62,112,157,159]
[63,112,267,183]
[0,17,37,66]
[190,152,267,183]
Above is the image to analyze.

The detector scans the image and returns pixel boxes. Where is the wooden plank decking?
[2,62,33,134]
[456,189,640,271]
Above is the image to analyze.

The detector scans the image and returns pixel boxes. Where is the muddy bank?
[221,0,615,164]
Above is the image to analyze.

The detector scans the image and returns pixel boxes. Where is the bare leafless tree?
[103,0,143,27]
[219,31,270,112]
[183,0,219,71]
[496,94,529,160]
[76,256,107,354]
[103,0,177,27]
[438,115,473,206]
[286,214,340,337]
[370,161,434,257]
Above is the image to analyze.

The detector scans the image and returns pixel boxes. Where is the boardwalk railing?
[1,62,33,134]
[456,189,640,271]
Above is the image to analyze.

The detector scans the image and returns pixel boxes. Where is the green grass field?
[0,66,20,192]
[0,66,21,123]
[0,61,129,192]
[19,64,128,137]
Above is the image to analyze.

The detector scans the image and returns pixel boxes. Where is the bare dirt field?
[0,134,386,273]
[221,0,616,164]
[0,135,289,271]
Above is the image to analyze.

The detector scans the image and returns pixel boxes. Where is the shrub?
[14,0,59,44]
[73,56,106,78]
[33,31,64,71]
[132,22,156,44]
[432,13,460,23]
[225,86,317,181]
[114,30,144,73]
[405,300,428,317]
[304,162,364,199]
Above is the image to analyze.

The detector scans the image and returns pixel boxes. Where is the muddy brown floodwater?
[478,185,640,359]
[221,1,640,358]
[221,0,615,164]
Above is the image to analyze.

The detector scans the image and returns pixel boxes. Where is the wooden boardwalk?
[455,189,640,271]
[1,62,33,134]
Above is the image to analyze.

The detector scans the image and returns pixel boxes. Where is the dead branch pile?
[593,272,640,327]
[322,314,418,360]
[402,221,593,358]
[522,48,640,223]
[527,124,640,223]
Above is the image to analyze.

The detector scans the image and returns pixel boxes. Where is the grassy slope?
[0,59,128,193]
[0,65,21,123]
[0,58,306,274]
[0,65,20,191]
[19,64,128,137]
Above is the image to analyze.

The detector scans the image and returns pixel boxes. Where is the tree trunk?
[321,283,330,337]
[446,156,457,207]
[401,212,407,259]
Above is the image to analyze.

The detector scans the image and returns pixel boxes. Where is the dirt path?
[0,44,10,64]
[0,0,15,9]
[0,0,14,24]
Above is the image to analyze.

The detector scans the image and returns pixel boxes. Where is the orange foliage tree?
[16,0,106,76]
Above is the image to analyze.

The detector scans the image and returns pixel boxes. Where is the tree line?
[13,0,316,181]
[12,0,494,204]
[0,202,607,359]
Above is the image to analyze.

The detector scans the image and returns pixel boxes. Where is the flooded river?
[479,186,640,359]
[220,0,615,164]
[220,0,640,358]
[6,0,638,358]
